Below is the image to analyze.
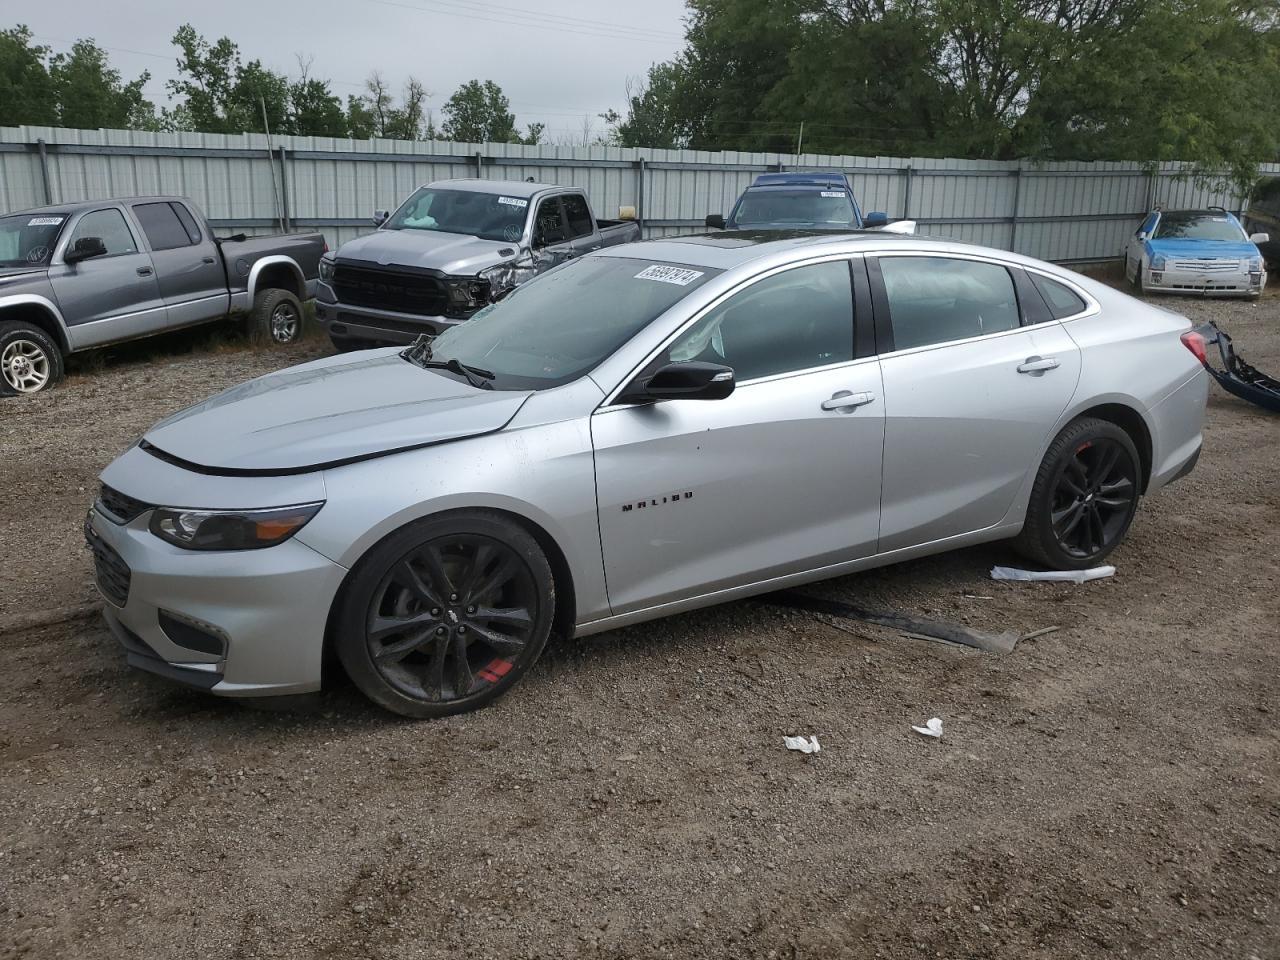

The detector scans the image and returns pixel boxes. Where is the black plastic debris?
[1193,321,1280,413]
[761,591,1019,655]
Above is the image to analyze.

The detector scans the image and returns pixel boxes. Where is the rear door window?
[132,202,197,251]
[877,256,1020,351]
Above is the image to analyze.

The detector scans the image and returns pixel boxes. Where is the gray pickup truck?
[0,196,325,395]
[316,178,641,349]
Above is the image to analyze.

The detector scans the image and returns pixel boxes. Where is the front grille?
[98,484,151,524]
[1170,259,1237,272]
[85,521,131,607]
[332,262,450,315]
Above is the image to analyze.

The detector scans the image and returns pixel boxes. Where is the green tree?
[441,79,519,143]
[49,39,157,130]
[0,26,57,126]
[626,0,1280,184]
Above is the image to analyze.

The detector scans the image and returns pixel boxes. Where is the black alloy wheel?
[1014,417,1141,570]
[1049,437,1138,559]
[335,512,554,717]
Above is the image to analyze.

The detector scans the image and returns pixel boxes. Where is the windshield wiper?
[400,336,494,389]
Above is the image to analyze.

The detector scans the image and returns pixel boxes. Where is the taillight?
[1180,330,1207,364]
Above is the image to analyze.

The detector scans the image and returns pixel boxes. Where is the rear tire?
[0,321,64,396]
[1013,418,1141,570]
[333,511,555,719]
[249,288,305,346]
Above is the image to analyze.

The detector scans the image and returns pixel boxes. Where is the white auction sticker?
[497,196,528,208]
[635,265,705,286]
[28,216,64,226]
[820,191,846,198]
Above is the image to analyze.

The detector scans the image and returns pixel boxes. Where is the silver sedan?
[86,233,1209,717]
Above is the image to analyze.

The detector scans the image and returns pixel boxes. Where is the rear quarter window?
[1030,274,1087,319]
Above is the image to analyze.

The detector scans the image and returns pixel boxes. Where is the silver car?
[86,233,1208,717]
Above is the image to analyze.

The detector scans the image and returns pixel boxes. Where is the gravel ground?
[1,289,1277,960]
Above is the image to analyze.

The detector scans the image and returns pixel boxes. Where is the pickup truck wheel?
[250,289,305,346]
[0,321,63,396]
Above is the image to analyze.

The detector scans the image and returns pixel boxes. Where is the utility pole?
[794,121,805,167]
[261,95,285,232]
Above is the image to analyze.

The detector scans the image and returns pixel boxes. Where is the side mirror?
[863,211,888,228]
[64,236,107,264]
[618,361,735,404]
[372,209,390,227]
[1250,231,1270,244]
[705,214,726,230]
[1137,231,1148,241]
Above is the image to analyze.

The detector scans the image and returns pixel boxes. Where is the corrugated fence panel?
[0,125,1258,262]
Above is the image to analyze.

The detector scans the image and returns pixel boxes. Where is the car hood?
[337,229,518,276]
[1147,238,1260,259]
[143,349,532,473]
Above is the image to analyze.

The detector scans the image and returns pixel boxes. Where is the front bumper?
[1144,264,1265,297]
[315,280,474,345]
[85,504,348,697]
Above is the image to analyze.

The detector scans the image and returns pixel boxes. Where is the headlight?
[318,257,335,282]
[1150,254,1167,270]
[149,502,324,551]
[1248,256,1263,271]
[479,258,538,300]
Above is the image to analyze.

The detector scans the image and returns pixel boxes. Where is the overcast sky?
[18,0,690,142]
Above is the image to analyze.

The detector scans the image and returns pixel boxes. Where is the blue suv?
[706,173,888,232]
[1124,207,1269,298]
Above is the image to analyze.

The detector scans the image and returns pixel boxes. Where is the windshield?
[420,256,722,390]
[1153,213,1248,242]
[0,212,67,267]
[731,188,857,228]
[384,187,530,243]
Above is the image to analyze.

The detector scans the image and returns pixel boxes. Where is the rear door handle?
[136,266,153,277]
[1017,356,1059,374]
[821,390,876,412]
[202,256,217,264]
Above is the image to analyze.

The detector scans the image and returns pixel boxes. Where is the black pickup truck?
[315,178,641,348]
[0,195,325,395]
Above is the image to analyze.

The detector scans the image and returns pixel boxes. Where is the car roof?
[1154,208,1237,218]
[595,230,1095,278]
[7,196,190,217]
[426,178,565,198]
[751,172,848,189]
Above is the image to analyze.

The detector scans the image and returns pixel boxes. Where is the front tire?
[1129,256,1145,293]
[333,511,555,718]
[0,321,64,396]
[1013,418,1141,570]
[250,288,305,346]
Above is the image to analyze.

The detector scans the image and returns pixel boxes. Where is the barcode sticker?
[635,265,704,286]
[498,196,528,208]
[820,192,846,198]
[28,216,64,226]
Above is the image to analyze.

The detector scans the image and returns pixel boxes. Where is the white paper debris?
[991,565,1115,583]
[783,735,821,754]
[912,717,943,739]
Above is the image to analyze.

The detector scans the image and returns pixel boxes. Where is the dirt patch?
[1,295,1277,959]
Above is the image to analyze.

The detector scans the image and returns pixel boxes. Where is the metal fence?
[3,125,1277,264]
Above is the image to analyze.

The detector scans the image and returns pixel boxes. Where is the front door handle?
[136,266,153,277]
[821,390,876,412]
[1017,356,1059,374]
[201,256,217,264]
